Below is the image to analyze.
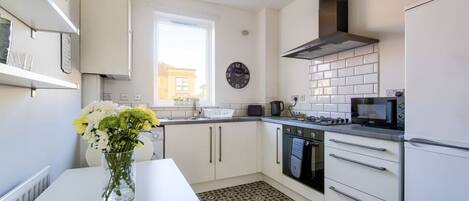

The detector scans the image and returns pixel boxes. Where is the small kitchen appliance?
[247,105,264,116]
[270,101,284,116]
[351,95,405,130]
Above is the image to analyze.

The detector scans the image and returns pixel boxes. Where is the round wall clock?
[226,62,250,89]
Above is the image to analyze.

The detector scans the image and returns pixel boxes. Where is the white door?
[405,142,469,201]
[215,122,258,180]
[262,122,283,183]
[165,124,215,184]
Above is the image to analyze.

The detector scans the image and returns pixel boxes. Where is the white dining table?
[36,159,200,201]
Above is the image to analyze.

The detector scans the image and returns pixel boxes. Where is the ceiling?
[199,0,294,11]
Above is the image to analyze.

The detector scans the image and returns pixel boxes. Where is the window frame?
[153,12,215,107]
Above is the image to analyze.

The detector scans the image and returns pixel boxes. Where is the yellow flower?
[142,122,152,131]
[140,107,160,126]
[73,115,87,134]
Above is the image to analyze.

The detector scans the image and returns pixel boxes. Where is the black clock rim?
[226,62,250,89]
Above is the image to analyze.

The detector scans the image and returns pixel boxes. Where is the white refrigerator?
[405,0,469,200]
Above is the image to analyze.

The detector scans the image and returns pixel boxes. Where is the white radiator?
[0,166,50,201]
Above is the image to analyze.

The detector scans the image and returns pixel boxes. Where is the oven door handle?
[329,139,387,152]
[329,154,387,171]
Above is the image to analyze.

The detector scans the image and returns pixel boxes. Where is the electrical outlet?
[291,95,299,102]
[119,93,129,102]
[103,93,112,101]
[134,94,142,102]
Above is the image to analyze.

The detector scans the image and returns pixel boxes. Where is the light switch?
[134,94,142,102]
[119,93,129,102]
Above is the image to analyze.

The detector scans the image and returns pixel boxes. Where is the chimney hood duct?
[282,0,378,60]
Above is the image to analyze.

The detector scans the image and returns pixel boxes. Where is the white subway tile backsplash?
[364,53,378,64]
[155,111,171,119]
[324,87,338,95]
[298,43,380,117]
[318,112,331,118]
[338,86,354,94]
[364,73,378,84]
[355,64,374,75]
[354,84,374,94]
[345,95,363,103]
[355,45,374,56]
[346,75,364,85]
[338,68,354,77]
[324,104,338,112]
[318,63,331,72]
[311,81,318,88]
[311,72,324,80]
[310,65,318,73]
[331,95,346,103]
[338,104,351,112]
[346,56,364,67]
[338,49,355,59]
[311,104,324,111]
[331,112,346,119]
[330,77,346,86]
[331,60,346,69]
[317,96,331,104]
[324,70,338,78]
[312,88,323,95]
[171,111,186,118]
[318,79,331,87]
[230,103,242,109]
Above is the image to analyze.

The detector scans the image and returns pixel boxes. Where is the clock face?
[226,62,250,89]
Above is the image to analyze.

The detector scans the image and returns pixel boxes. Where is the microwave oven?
[351,97,405,130]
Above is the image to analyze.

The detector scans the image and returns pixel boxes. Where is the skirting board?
[191,173,320,201]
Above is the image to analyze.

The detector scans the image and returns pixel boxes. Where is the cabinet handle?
[209,127,213,163]
[329,154,387,171]
[329,186,362,201]
[276,128,281,164]
[219,126,222,162]
[329,139,387,152]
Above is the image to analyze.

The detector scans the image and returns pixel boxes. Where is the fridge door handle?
[407,138,469,152]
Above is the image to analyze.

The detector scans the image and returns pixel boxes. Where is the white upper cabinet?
[80,0,132,80]
[0,0,78,33]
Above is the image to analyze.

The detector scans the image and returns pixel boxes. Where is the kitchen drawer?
[326,147,401,201]
[326,132,401,162]
[325,179,383,201]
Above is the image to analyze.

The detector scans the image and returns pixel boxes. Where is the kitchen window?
[154,13,214,106]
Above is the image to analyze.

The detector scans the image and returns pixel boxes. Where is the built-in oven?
[351,96,405,130]
[283,125,324,193]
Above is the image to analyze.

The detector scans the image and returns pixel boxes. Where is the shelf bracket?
[30,87,36,97]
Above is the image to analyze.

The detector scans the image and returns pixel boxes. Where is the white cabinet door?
[325,179,383,201]
[262,122,283,183]
[165,124,215,184]
[215,122,258,180]
[81,0,132,79]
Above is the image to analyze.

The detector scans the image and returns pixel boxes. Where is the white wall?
[0,1,81,196]
[278,0,406,102]
[104,0,263,106]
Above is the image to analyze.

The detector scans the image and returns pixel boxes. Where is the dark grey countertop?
[159,116,404,142]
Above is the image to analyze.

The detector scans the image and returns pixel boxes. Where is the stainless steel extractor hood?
[282,0,378,60]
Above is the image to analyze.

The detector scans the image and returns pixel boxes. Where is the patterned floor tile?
[197,181,294,201]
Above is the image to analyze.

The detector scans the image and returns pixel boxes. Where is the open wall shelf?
[0,63,78,89]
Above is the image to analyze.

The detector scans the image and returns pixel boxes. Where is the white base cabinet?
[261,122,283,183]
[165,123,215,184]
[165,122,258,184]
[325,132,403,201]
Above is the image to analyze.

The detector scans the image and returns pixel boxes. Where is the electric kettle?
[270,101,284,116]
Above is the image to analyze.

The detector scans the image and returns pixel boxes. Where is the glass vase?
[102,150,136,201]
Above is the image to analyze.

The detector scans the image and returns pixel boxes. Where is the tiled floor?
[197,181,294,201]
